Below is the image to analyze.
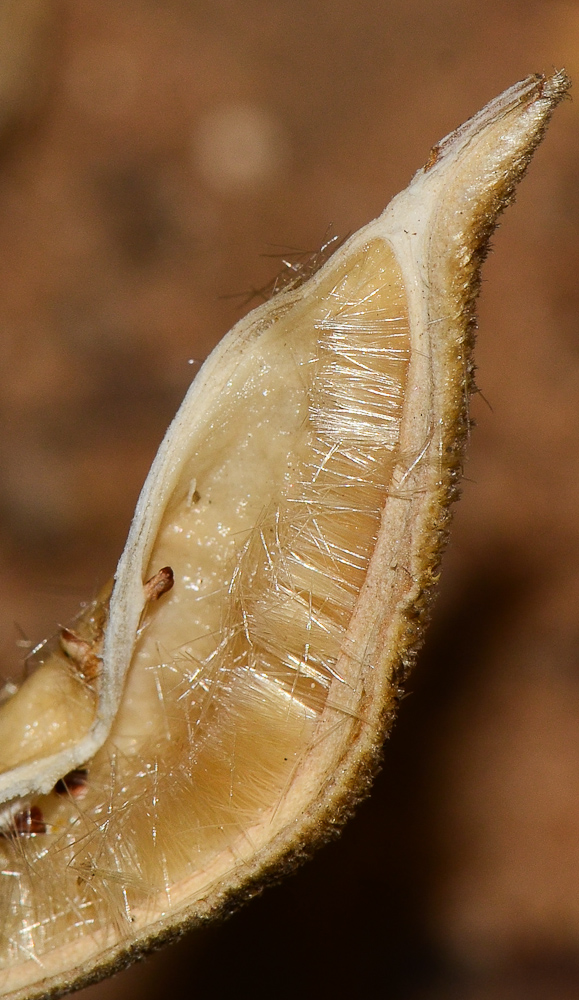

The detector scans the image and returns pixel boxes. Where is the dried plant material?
[0,72,568,999]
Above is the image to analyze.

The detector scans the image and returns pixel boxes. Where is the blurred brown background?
[0,1,578,998]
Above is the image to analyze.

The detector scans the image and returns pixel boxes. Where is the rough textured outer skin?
[9,70,570,1000]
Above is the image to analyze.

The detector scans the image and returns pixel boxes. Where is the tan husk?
[0,71,569,1000]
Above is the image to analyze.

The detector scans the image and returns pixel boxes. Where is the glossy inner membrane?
[0,240,410,975]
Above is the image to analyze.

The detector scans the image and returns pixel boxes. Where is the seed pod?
[0,72,569,1000]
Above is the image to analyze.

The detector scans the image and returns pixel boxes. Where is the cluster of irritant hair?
[0,242,411,980]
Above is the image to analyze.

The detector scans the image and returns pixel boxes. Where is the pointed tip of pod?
[421,70,570,181]
[530,67,571,108]
[382,71,572,397]
[385,72,571,297]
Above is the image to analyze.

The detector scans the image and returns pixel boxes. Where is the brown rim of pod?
[0,71,570,1000]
